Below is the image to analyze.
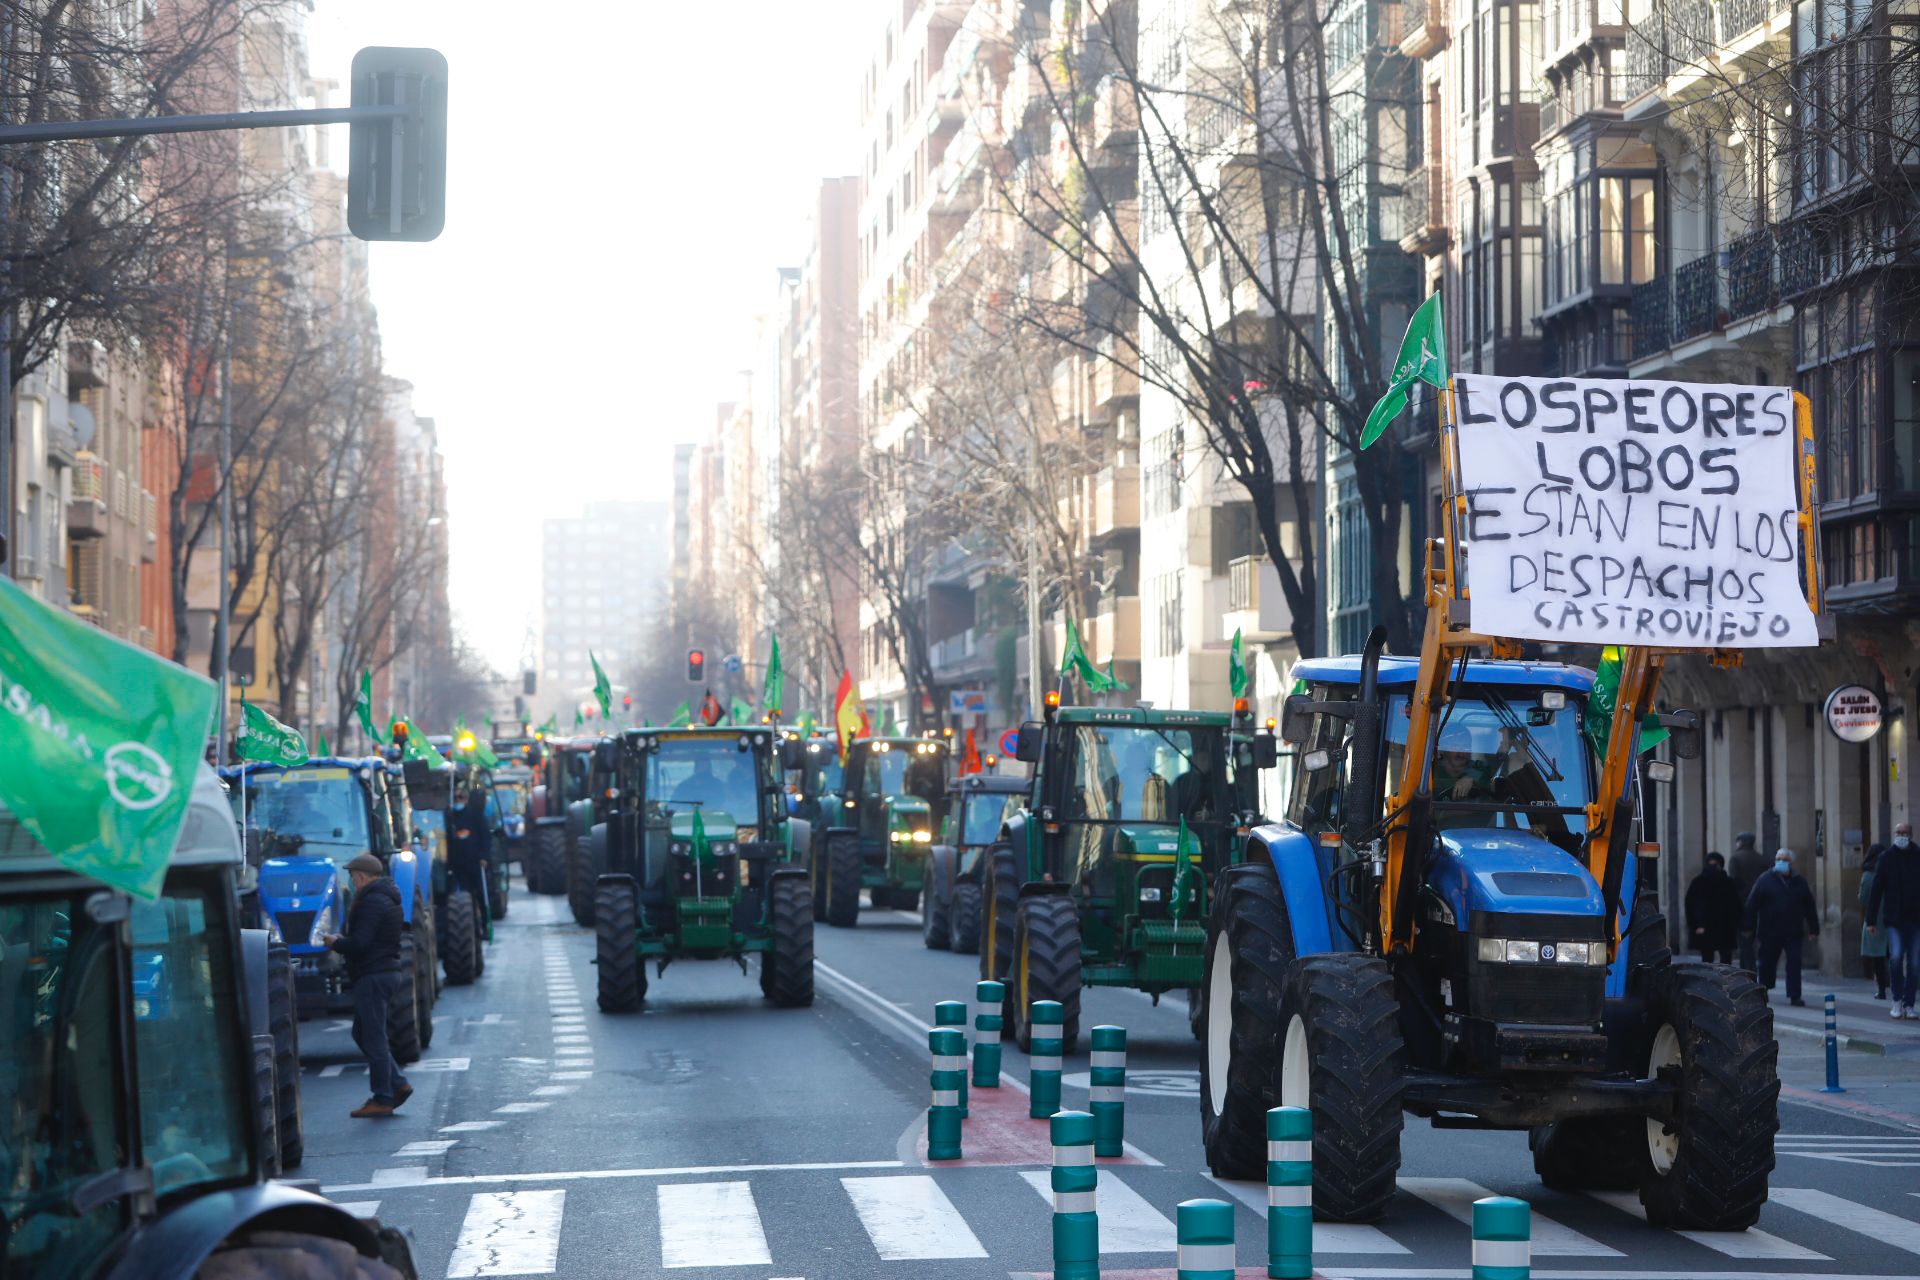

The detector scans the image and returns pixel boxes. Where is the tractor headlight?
[134,999,152,1019]
[265,914,283,943]
[672,841,689,855]
[310,904,335,944]
[1554,941,1592,965]
[1505,940,1540,963]
[890,830,908,843]
[1139,886,1163,903]
[912,830,931,844]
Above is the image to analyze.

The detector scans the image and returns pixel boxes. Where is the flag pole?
[238,682,248,838]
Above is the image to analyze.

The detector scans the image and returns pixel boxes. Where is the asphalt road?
[293,880,1920,1279]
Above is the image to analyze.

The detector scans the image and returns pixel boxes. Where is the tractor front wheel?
[1637,964,1778,1229]
[267,943,304,1170]
[763,875,815,1007]
[413,929,436,1051]
[948,882,982,954]
[441,890,480,986]
[488,860,510,919]
[1010,895,1082,1054]
[594,876,646,1012]
[387,937,423,1066]
[823,834,862,928]
[567,832,597,926]
[533,826,566,895]
[980,845,1019,983]
[1201,863,1295,1180]
[922,871,951,950]
[1531,1118,1648,1191]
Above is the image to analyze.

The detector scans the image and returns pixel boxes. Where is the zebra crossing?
[339,1164,1920,1277]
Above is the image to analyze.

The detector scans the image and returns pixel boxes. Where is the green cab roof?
[1051,705,1232,727]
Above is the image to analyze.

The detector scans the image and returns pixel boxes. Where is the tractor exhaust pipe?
[1341,626,1389,847]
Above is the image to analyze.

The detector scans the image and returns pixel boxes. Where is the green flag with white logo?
[1359,293,1449,449]
[1060,617,1124,693]
[590,651,613,719]
[668,701,693,728]
[763,635,784,717]
[238,699,309,766]
[354,669,379,745]
[0,577,218,900]
[1229,628,1250,700]
[1171,816,1202,921]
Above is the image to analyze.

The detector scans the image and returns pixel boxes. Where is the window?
[1064,725,1229,824]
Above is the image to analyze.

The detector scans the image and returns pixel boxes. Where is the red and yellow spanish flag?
[832,670,868,762]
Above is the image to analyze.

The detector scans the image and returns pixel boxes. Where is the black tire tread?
[534,826,567,895]
[566,836,596,926]
[1202,863,1295,1180]
[824,833,861,928]
[949,882,982,954]
[267,944,303,1169]
[1012,894,1082,1054]
[595,878,645,1012]
[922,863,951,950]
[1286,954,1406,1222]
[765,875,815,1007]
[980,845,1019,983]
[387,936,422,1065]
[441,890,479,986]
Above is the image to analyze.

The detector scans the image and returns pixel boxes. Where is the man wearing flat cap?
[325,852,413,1117]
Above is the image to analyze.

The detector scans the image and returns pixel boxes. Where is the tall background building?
[540,500,671,718]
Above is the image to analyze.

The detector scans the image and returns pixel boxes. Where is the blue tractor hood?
[258,854,339,901]
[1429,829,1605,927]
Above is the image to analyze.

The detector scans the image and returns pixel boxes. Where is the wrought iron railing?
[1672,255,1719,342]
[1630,279,1670,358]
[1727,229,1776,317]
[1780,223,1819,297]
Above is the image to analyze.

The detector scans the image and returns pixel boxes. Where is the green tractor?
[986,702,1278,1051]
[816,735,951,928]
[590,727,814,1010]
[561,735,614,926]
[922,771,1030,953]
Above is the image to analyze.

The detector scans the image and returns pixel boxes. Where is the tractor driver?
[1168,737,1221,823]
[672,754,732,806]
[1431,719,1505,802]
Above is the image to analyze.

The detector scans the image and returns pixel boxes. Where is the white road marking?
[464,1013,508,1025]
[393,1140,458,1157]
[1400,1178,1621,1256]
[1587,1191,1828,1260]
[532,1085,574,1096]
[657,1180,773,1268]
[441,1122,503,1133]
[320,1159,905,1194]
[507,1057,549,1066]
[445,1190,567,1277]
[1020,1169,1174,1253]
[553,1033,589,1043]
[495,1101,551,1114]
[334,1200,380,1218]
[551,1071,593,1080]
[370,1167,429,1185]
[1205,1176,1407,1254]
[841,1175,988,1259]
[321,1057,469,1077]
[1772,1187,1920,1253]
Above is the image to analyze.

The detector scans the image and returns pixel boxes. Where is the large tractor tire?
[195,1230,412,1279]
[980,844,1020,983]
[488,860,510,920]
[808,836,827,922]
[1637,963,1779,1229]
[595,876,646,1012]
[823,833,862,929]
[267,943,304,1170]
[1202,863,1296,1180]
[441,890,480,986]
[1186,987,1205,1041]
[1625,883,1673,981]
[763,875,816,1007]
[567,835,597,926]
[532,826,567,895]
[387,937,423,1066]
[412,920,436,1050]
[1531,1117,1648,1191]
[948,882,982,954]
[1010,894,1082,1054]
[252,1038,281,1179]
[921,862,952,951]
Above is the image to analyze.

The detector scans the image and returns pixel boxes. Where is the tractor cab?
[816,735,950,924]
[404,756,487,986]
[783,733,843,826]
[540,736,604,924]
[921,772,1030,954]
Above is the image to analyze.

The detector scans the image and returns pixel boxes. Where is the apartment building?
[540,501,671,706]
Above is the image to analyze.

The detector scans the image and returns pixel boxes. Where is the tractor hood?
[1112,825,1182,856]
[258,855,342,902]
[671,811,738,842]
[1429,829,1605,928]
[886,795,932,818]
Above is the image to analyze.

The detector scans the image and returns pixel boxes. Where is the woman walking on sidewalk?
[1861,843,1890,999]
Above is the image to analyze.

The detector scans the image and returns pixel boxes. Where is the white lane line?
[441,1121,503,1133]
[393,1140,458,1157]
[553,1034,590,1044]
[495,1101,551,1114]
[1020,1169,1174,1253]
[320,1159,905,1195]
[464,1013,507,1025]
[551,1071,593,1080]
[657,1180,773,1269]
[334,1200,381,1218]
[841,1175,989,1260]
[532,1085,574,1096]
[1400,1178,1621,1256]
[370,1167,429,1185]
[1587,1191,1828,1260]
[445,1190,567,1277]
[1772,1187,1920,1254]
[1205,1176,1407,1254]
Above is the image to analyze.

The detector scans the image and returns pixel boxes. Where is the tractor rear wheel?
[948,882,982,954]
[823,833,861,928]
[763,875,815,1007]
[1625,882,1672,983]
[567,834,597,926]
[193,1229,412,1279]
[1010,894,1082,1054]
[533,827,566,895]
[1531,1117,1648,1191]
[980,844,1019,983]
[1202,863,1295,1180]
[1186,987,1204,1041]
[1637,964,1778,1229]
[808,836,826,921]
[489,860,510,919]
[413,930,436,1051]
[594,877,646,1012]
[387,937,423,1066]
[441,890,479,986]
[267,943,304,1170]
[921,872,951,950]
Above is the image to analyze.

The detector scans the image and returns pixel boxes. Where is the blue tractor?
[1201,619,1779,1230]
[223,758,437,1063]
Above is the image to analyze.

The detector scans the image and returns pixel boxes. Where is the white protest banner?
[1452,373,1818,648]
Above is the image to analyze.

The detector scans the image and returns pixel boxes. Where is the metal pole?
[0,102,406,147]
[1025,431,1043,717]
[215,315,232,765]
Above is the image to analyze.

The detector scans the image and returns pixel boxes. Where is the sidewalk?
[1761,969,1920,1057]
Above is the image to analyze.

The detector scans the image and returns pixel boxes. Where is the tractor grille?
[1135,865,1174,920]
[277,910,316,946]
[673,852,738,899]
[1468,960,1603,1026]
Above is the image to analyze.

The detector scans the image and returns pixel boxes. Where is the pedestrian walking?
[1866,822,1920,1019]
[1860,843,1890,999]
[1728,831,1766,972]
[1684,851,1742,963]
[324,852,413,1117]
[1743,847,1820,1006]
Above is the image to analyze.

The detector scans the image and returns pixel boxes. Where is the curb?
[1772,1018,1888,1055]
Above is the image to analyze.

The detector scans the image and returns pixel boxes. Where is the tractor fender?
[1002,810,1031,856]
[531,782,550,821]
[389,848,421,925]
[767,864,809,883]
[1247,824,1336,957]
[98,1182,407,1280]
[784,817,812,866]
[238,927,271,1040]
[928,845,956,896]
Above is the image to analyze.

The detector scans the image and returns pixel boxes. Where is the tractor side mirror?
[1658,709,1702,760]
[1280,694,1313,745]
[780,739,805,770]
[1014,722,1045,764]
[1252,733,1280,770]
[594,739,617,772]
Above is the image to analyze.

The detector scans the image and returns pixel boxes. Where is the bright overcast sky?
[307,1,871,673]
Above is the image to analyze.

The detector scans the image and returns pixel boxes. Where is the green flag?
[1171,817,1202,920]
[797,711,818,735]
[539,714,558,736]
[354,669,379,745]
[1359,292,1449,450]
[590,651,613,718]
[393,719,439,765]
[1059,618,1123,693]
[763,636,784,716]
[1229,628,1250,700]
[573,707,584,728]
[731,696,755,725]
[238,699,309,766]
[0,577,218,900]
[317,731,330,756]
[1582,646,1669,760]
[879,704,897,736]
[1103,659,1130,693]
[690,806,713,867]
[668,701,693,728]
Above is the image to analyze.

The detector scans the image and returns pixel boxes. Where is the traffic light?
[687,648,705,682]
[347,46,448,242]
[622,694,633,713]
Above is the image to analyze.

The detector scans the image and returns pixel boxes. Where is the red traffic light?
[687,648,706,682]
[622,694,633,708]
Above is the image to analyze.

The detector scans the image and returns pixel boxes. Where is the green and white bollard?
[927,1026,966,1160]
[1028,999,1065,1119]
[1266,1106,1312,1279]
[1472,1196,1530,1280]
[1089,1025,1126,1157]
[1050,1109,1099,1280]
[973,980,1004,1088]
[1177,1198,1236,1280]
[935,999,970,1117]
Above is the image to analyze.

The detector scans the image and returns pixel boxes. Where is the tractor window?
[386,777,413,849]
[960,792,1023,845]
[1286,699,1352,832]
[647,739,762,826]
[490,779,530,817]
[862,744,945,802]
[1064,726,1227,824]
[1384,692,1593,840]
[801,750,842,798]
[238,768,373,861]
[0,890,131,1280]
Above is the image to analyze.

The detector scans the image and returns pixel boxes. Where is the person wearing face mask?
[1743,847,1819,1006]
[1866,821,1920,1019]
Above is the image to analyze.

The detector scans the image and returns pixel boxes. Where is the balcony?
[930,627,993,679]
[1090,354,1140,420]
[1399,0,1449,58]
[1087,597,1142,667]
[1090,198,1139,265]
[1091,75,1138,154]
[1727,229,1777,319]
[1671,255,1720,343]
[1630,279,1670,359]
[67,339,107,391]
[1399,166,1450,257]
[1001,53,1047,134]
[1223,555,1293,641]
[1624,0,1788,110]
[1088,465,1140,543]
[68,454,108,539]
[933,152,981,215]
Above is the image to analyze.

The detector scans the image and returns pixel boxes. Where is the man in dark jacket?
[1744,846,1820,1006]
[1866,821,1920,1019]
[1727,831,1767,971]
[1685,851,1741,963]
[325,852,413,1117]
[449,790,493,918]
